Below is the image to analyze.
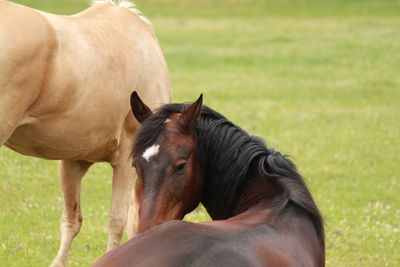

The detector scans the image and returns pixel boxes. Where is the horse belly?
[5,116,121,161]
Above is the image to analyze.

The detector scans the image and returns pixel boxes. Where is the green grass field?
[1,0,399,266]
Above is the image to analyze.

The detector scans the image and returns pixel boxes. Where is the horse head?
[130,91,204,233]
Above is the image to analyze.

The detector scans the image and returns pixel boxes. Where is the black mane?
[133,103,324,244]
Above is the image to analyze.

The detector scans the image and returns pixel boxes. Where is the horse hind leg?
[50,160,92,267]
[126,179,139,238]
[0,92,30,145]
[107,152,134,251]
[0,120,15,146]
[0,105,15,145]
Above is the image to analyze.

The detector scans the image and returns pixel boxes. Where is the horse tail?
[91,0,154,31]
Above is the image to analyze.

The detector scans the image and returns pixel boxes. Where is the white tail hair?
[91,0,153,31]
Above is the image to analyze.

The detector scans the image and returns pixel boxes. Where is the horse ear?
[130,91,153,123]
[179,94,203,133]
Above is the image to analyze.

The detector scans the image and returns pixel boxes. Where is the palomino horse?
[93,92,325,267]
[0,1,171,266]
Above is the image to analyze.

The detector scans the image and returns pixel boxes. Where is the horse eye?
[175,162,187,174]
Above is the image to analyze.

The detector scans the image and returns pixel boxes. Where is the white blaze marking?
[164,119,171,124]
[142,144,160,161]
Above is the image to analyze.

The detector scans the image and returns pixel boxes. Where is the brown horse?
[0,1,171,266]
[93,93,325,267]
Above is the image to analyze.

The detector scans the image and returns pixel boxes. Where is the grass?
[1,0,400,266]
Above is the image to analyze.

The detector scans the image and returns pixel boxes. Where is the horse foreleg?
[50,160,91,267]
[107,159,134,251]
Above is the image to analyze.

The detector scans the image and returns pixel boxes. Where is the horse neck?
[194,115,325,265]
[198,142,325,240]
[199,154,286,221]
[233,170,288,216]
[231,172,325,267]
[195,115,277,220]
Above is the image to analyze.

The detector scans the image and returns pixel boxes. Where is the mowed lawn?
[1,0,399,266]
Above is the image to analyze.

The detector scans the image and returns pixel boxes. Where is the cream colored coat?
[0,0,171,266]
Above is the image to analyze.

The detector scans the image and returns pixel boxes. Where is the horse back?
[93,220,300,267]
[1,1,170,119]
[30,3,170,113]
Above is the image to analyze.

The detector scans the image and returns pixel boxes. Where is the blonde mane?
[91,0,153,31]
